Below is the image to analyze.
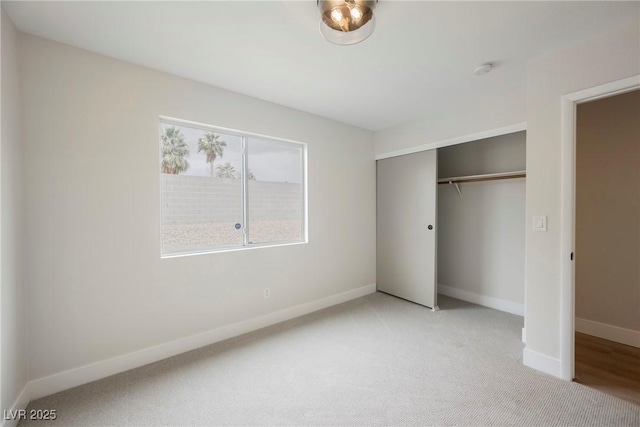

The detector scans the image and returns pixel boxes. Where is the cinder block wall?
[161,174,302,224]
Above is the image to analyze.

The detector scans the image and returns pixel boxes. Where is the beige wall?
[437,132,526,311]
[19,33,376,381]
[575,90,640,332]
[525,20,639,362]
[1,7,28,415]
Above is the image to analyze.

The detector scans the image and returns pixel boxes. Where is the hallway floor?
[574,332,640,406]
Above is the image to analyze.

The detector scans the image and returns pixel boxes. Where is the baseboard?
[575,317,640,348]
[523,347,563,379]
[27,283,376,401]
[438,284,524,316]
[1,384,30,427]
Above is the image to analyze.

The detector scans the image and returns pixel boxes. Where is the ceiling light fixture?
[318,0,378,45]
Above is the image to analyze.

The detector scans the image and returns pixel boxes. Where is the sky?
[161,124,302,184]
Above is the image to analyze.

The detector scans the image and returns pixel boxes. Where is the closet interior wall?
[437,131,526,315]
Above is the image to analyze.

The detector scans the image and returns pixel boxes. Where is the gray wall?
[161,175,302,225]
[524,21,639,363]
[19,32,375,383]
[437,132,526,312]
[373,16,640,369]
[438,131,526,177]
[576,90,640,333]
[1,7,28,417]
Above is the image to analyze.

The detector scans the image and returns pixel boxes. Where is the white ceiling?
[4,1,637,131]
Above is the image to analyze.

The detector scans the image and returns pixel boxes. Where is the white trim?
[1,384,29,427]
[559,91,576,381]
[575,318,640,348]
[159,115,308,148]
[161,241,308,259]
[523,347,562,378]
[158,115,309,259]
[564,76,640,106]
[437,284,524,316]
[522,327,526,344]
[559,74,640,381]
[375,122,526,160]
[27,284,376,400]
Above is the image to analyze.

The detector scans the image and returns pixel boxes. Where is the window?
[160,117,306,256]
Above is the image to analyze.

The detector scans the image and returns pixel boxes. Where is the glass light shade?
[318,0,377,45]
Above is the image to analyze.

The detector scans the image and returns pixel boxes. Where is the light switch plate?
[533,215,547,232]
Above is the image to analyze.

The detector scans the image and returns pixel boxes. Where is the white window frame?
[159,116,308,258]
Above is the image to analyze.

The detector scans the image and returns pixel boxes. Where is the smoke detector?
[473,63,493,76]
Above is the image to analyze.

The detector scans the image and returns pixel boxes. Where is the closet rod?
[438,171,526,185]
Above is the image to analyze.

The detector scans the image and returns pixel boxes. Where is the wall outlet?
[263,288,271,299]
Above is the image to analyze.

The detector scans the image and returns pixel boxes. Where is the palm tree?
[238,170,257,180]
[198,132,227,177]
[247,169,256,180]
[216,162,237,179]
[161,126,190,174]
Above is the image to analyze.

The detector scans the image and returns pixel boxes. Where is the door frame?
[375,122,526,161]
[375,123,528,319]
[559,74,640,381]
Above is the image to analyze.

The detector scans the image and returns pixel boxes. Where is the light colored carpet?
[20,293,640,426]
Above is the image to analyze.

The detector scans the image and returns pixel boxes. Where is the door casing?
[559,74,640,380]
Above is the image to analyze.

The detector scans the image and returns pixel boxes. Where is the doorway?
[572,89,640,405]
[559,75,639,384]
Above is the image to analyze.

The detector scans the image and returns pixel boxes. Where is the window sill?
[161,240,308,259]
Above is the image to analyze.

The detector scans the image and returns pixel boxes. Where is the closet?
[376,131,526,314]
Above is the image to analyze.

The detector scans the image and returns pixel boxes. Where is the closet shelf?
[438,170,526,185]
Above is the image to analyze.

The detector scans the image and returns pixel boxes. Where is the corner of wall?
[0,384,29,427]
[1,6,30,421]
[524,18,640,377]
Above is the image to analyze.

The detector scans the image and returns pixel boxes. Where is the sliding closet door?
[377,150,437,308]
